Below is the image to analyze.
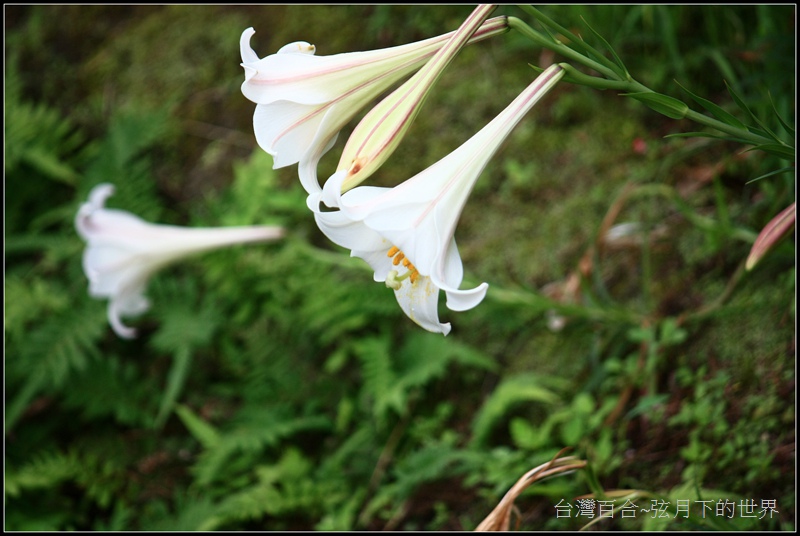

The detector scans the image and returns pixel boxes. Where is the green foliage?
[5,5,794,532]
[471,374,563,447]
[4,54,84,188]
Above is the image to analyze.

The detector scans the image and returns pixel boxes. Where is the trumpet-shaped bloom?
[333,4,496,192]
[239,16,508,194]
[75,183,284,339]
[312,65,565,335]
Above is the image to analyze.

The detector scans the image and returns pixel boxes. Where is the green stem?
[485,282,641,326]
[507,16,620,81]
[619,78,776,146]
[510,11,779,148]
[557,62,631,90]
[515,6,624,77]
[683,108,775,146]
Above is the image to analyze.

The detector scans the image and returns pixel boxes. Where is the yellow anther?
[386,245,420,287]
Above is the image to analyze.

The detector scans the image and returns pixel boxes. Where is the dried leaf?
[475,448,586,531]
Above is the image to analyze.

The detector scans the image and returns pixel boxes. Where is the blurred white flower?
[75,183,284,339]
[239,17,508,195]
[312,64,565,335]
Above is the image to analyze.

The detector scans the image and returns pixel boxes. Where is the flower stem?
[507,16,619,80]
[509,13,779,148]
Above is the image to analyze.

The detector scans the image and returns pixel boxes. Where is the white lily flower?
[75,183,284,339]
[239,16,508,194]
[312,64,565,335]
[333,4,496,192]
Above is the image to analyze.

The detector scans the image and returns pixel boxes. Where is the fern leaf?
[188,407,331,487]
[6,303,107,432]
[353,336,402,421]
[471,374,565,447]
[5,449,81,497]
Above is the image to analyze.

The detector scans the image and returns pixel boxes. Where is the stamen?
[386,245,421,288]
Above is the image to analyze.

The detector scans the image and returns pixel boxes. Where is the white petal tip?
[444,282,489,312]
[88,183,115,207]
[240,27,259,65]
[109,315,138,340]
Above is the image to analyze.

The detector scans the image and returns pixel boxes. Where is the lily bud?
[332,4,497,194]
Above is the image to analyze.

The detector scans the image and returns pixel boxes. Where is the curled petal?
[395,275,451,336]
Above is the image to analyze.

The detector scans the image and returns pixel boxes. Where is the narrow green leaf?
[749,114,781,143]
[579,16,628,77]
[745,126,772,139]
[155,348,192,428]
[664,132,755,145]
[725,79,755,121]
[5,376,46,434]
[703,47,739,88]
[768,91,795,137]
[744,143,795,160]
[745,166,795,184]
[175,404,221,448]
[622,92,689,119]
[676,81,746,129]
[725,81,781,141]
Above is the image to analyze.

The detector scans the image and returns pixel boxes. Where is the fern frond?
[471,374,567,447]
[60,355,156,428]
[352,336,402,422]
[184,406,332,487]
[5,449,81,497]
[5,101,84,185]
[81,110,168,222]
[4,275,70,341]
[395,332,497,390]
[6,302,108,432]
